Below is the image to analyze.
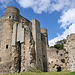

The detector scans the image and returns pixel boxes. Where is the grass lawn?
[3,72,75,75]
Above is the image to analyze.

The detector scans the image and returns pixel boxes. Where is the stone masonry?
[0,6,75,74]
[0,6,45,74]
[64,34,75,72]
[47,48,67,72]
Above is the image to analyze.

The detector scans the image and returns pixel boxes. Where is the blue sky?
[0,0,75,46]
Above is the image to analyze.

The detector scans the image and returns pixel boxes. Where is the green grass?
[2,72,75,75]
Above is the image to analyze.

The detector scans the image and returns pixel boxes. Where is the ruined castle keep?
[0,6,75,74]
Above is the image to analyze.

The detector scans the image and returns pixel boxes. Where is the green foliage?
[54,44,63,50]
[56,39,66,45]
[50,39,66,50]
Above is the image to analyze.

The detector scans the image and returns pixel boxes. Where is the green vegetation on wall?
[50,39,66,50]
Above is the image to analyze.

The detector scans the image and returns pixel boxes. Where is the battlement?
[4,6,20,16]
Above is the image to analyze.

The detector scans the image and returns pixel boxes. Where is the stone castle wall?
[0,18,4,51]
[31,19,43,71]
[41,28,48,72]
[0,19,13,74]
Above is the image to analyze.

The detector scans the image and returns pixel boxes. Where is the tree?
[56,39,66,45]
[50,39,66,50]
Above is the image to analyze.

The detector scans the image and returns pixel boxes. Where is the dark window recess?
[6,45,8,49]
[43,55,45,58]
[60,54,63,56]
[57,66,61,72]
[51,61,53,63]
[12,16,14,18]
[66,52,68,54]
[9,16,11,18]
[39,59,40,62]
[56,60,58,62]
[0,57,2,62]
[61,59,65,63]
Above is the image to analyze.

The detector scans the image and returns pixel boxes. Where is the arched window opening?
[57,66,61,72]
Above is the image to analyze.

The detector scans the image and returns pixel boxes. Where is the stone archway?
[57,66,61,72]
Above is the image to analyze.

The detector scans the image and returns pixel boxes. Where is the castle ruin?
[0,6,75,74]
[0,6,48,74]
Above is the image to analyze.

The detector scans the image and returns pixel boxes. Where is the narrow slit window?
[6,45,8,49]
[9,16,11,18]
[43,55,45,58]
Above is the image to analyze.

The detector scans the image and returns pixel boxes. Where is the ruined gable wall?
[64,34,75,71]
[47,48,67,72]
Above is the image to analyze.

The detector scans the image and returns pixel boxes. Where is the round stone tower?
[4,6,20,21]
[0,6,20,74]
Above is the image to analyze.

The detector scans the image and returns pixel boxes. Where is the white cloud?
[16,0,34,8]
[16,0,75,46]
[58,9,75,29]
[50,0,75,12]
[1,0,75,46]
[0,0,12,8]
[49,23,75,46]
[16,0,50,13]
[49,9,75,46]
[16,0,75,13]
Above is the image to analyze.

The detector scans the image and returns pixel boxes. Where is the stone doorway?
[17,42,21,72]
[57,66,61,72]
